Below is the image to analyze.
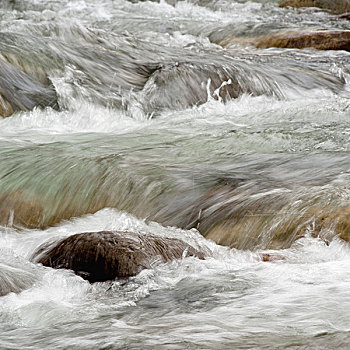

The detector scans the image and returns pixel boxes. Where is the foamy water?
[1,210,350,349]
[1,0,350,349]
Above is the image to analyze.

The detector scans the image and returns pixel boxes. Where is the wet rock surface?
[0,58,58,118]
[0,191,45,229]
[256,30,350,51]
[279,0,350,14]
[33,231,205,282]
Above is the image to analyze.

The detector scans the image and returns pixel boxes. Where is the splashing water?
[1,0,350,349]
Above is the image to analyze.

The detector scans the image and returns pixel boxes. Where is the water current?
[1,0,350,349]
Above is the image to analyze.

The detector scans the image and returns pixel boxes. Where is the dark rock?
[33,231,205,283]
[256,30,350,51]
[279,0,350,14]
[338,12,350,19]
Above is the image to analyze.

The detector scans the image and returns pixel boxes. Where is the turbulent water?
[1,0,350,349]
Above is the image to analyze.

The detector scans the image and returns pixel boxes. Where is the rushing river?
[1,0,350,349]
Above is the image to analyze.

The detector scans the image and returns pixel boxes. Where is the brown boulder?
[256,30,350,51]
[33,231,206,283]
[279,0,350,14]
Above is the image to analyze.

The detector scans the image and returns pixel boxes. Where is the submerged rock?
[256,30,350,51]
[338,12,350,19]
[140,57,344,114]
[0,59,58,118]
[140,62,245,115]
[0,31,345,116]
[158,182,300,250]
[0,156,165,229]
[279,0,350,14]
[0,191,45,229]
[305,205,350,243]
[205,201,350,249]
[155,175,350,250]
[33,231,205,283]
[0,93,13,118]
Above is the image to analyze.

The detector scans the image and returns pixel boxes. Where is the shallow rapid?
[1,0,350,349]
